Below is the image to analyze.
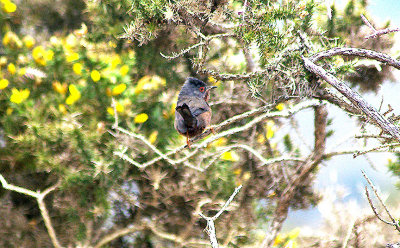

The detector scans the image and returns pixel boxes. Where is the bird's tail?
[176,103,196,127]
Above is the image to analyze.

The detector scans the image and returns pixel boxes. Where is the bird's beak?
[206,86,217,91]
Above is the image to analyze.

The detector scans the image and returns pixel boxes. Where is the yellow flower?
[74,23,88,37]
[58,104,67,114]
[108,41,117,48]
[148,131,158,144]
[50,36,60,46]
[134,75,166,94]
[257,133,265,144]
[266,120,276,139]
[112,83,126,96]
[32,46,46,65]
[52,81,67,94]
[10,88,30,104]
[2,31,21,48]
[273,233,284,246]
[0,57,7,66]
[7,63,16,75]
[65,34,77,49]
[73,63,83,75]
[6,107,13,115]
[209,137,227,147]
[107,102,124,115]
[91,70,101,82]
[110,55,121,69]
[120,65,129,76]
[66,52,79,62]
[2,0,16,13]
[45,50,54,61]
[220,151,240,161]
[0,78,9,89]
[23,35,35,48]
[134,113,148,123]
[276,103,285,111]
[65,84,81,105]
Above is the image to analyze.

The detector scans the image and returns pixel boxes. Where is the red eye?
[199,87,205,92]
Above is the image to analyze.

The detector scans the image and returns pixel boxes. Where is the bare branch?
[0,174,62,248]
[94,225,144,248]
[199,185,242,248]
[362,170,400,232]
[361,14,400,39]
[304,56,400,141]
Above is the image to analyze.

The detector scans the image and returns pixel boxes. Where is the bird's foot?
[186,134,191,149]
[210,126,216,134]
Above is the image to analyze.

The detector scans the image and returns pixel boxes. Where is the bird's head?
[178,77,217,101]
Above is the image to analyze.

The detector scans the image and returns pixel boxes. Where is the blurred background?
[1,0,400,247]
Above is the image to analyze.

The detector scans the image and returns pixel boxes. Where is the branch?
[199,185,242,248]
[0,174,62,248]
[304,55,400,141]
[114,100,320,169]
[362,170,400,232]
[94,225,144,248]
[309,47,400,69]
[361,14,400,39]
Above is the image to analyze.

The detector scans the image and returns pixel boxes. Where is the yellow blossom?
[257,133,265,144]
[110,55,121,69]
[23,35,35,48]
[107,102,124,115]
[58,104,67,114]
[108,41,117,48]
[2,0,16,13]
[66,52,79,62]
[0,78,9,89]
[134,113,148,123]
[65,34,77,49]
[91,70,101,82]
[7,63,16,75]
[45,50,54,61]
[134,75,166,94]
[72,63,83,75]
[209,137,228,147]
[2,31,21,48]
[112,83,126,96]
[65,84,81,105]
[273,233,284,246]
[32,46,46,65]
[120,65,129,76]
[74,23,88,37]
[276,103,285,111]
[148,131,158,144]
[233,168,242,175]
[52,81,67,94]
[220,151,240,161]
[266,120,276,139]
[50,36,60,46]
[10,88,30,104]
[0,57,7,66]
[6,107,13,115]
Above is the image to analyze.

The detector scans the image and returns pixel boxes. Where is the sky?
[283,0,400,231]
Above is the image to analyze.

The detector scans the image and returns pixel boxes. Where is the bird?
[174,77,217,148]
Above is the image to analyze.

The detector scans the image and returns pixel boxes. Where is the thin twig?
[361,170,400,232]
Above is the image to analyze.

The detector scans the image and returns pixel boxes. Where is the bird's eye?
[199,87,205,92]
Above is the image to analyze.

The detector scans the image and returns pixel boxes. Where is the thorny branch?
[304,49,400,141]
[361,14,400,39]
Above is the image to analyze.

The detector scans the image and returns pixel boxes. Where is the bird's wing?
[177,97,209,116]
